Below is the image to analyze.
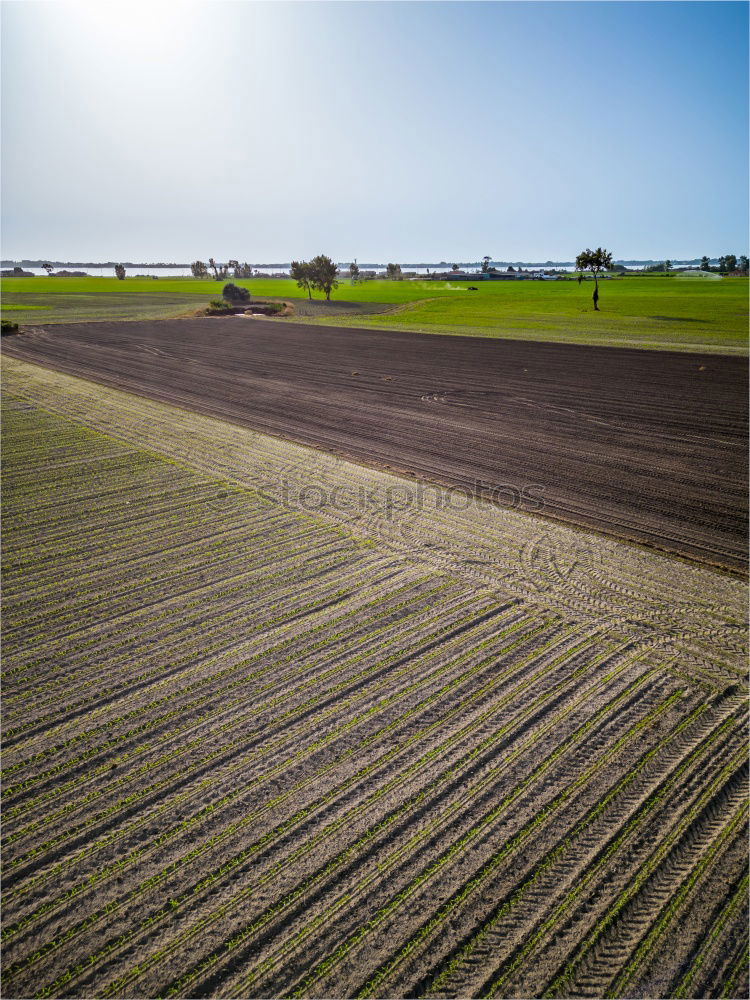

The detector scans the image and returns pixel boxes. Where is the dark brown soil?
[4,318,747,571]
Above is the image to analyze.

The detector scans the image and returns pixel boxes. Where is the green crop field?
[332,275,749,353]
[2,274,747,352]
[2,357,748,999]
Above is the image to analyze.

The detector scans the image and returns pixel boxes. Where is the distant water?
[9,264,581,278]
[9,266,209,277]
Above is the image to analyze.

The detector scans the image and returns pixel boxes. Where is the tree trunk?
[592,272,599,310]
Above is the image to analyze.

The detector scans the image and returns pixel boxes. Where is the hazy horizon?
[1,254,735,267]
[2,1,748,262]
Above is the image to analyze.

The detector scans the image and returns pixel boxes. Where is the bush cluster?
[222,283,251,304]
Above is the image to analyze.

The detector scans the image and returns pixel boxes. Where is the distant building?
[428,269,543,281]
[431,270,491,280]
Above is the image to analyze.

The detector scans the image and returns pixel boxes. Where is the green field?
[2,274,747,352]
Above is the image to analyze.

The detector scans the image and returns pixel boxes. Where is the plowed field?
[3,319,746,572]
[2,358,747,999]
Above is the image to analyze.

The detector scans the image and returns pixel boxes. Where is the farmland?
[2,274,747,352]
[2,357,748,999]
[3,318,747,571]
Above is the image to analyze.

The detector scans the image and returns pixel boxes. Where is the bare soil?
[3,318,747,571]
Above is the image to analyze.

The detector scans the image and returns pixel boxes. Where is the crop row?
[4,599,542,921]
[3,577,478,865]
[13,638,657,995]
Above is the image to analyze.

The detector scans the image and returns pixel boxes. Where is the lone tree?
[208,258,229,281]
[700,256,710,271]
[385,262,402,280]
[291,260,313,299]
[191,260,209,278]
[310,254,339,301]
[114,264,126,280]
[349,260,360,282]
[575,247,613,310]
[222,282,251,304]
[42,262,54,275]
[664,259,672,272]
[739,255,749,272]
[481,255,492,273]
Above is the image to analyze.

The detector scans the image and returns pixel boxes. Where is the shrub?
[1,319,20,335]
[206,299,235,315]
[250,301,284,315]
[222,283,251,304]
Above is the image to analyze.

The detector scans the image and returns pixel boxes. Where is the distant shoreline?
[0,258,716,270]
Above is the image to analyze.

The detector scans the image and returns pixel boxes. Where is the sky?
[2,0,748,262]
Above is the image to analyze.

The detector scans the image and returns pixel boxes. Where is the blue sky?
[2,0,747,262]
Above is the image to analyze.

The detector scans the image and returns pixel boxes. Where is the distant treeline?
[2,257,743,270]
[1,260,191,268]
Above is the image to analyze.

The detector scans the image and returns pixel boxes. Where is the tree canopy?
[208,258,230,281]
[309,255,339,300]
[575,247,613,310]
[290,260,313,299]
